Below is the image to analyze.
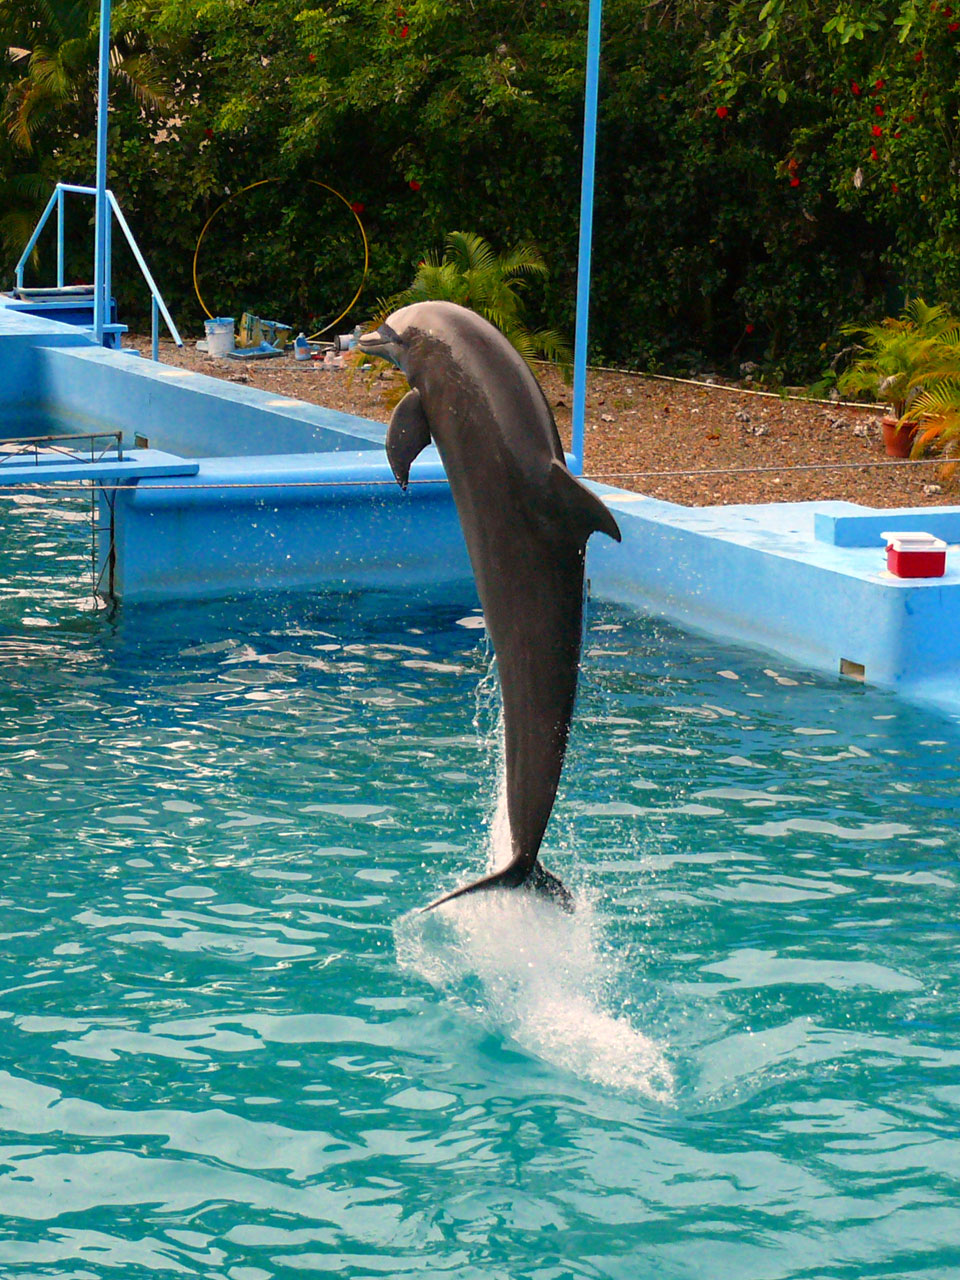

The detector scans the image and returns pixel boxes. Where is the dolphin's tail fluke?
[421,859,574,914]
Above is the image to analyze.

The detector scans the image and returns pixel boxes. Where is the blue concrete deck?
[587,493,960,718]
[2,294,959,719]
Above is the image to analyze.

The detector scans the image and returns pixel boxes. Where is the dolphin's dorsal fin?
[548,460,622,543]
[386,389,432,490]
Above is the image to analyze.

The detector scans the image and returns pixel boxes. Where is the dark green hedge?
[2,0,957,379]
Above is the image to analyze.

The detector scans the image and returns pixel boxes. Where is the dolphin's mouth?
[358,323,402,365]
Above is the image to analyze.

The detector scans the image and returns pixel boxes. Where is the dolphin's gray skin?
[359,301,621,911]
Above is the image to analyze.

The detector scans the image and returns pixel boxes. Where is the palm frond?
[375,230,568,366]
[908,377,960,418]
[444,230,497,276]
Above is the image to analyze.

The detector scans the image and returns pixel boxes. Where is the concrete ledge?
[110,448,470,601]
[815,504,960,547]
[34,344,387,458]
[0,447,198,485]
[588,487,960,714]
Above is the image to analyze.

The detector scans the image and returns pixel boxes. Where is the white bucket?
[204,317,235,357]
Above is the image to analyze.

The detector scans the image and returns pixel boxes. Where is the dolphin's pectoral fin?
[386,389,432,490]
[548,460,622,543]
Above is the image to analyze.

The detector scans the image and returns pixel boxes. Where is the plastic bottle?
[294,332,311,361]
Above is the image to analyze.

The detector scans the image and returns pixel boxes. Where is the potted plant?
[838,299,959,457]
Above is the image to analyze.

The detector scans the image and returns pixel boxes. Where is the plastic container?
[204,317,235,357]
[882,530,947,578]
[294,332,311,361]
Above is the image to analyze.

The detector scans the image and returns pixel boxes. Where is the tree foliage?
[1,0,960,378]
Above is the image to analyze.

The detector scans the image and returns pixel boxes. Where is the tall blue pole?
[570,0,603,477]
[92,0,111,345]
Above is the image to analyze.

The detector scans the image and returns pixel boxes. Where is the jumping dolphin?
[359,301,621,910]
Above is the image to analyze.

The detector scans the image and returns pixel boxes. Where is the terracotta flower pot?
[881,416,915,458]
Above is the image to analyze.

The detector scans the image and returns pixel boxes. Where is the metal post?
[92,0,111,345]
[15,187,60,289]
[56,186,65,288]
[105,195,113,337]
[570,0,604,477]
[151,296,159,361]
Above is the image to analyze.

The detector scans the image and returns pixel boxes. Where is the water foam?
[396,890,673,1101]
[396,641,673,1100]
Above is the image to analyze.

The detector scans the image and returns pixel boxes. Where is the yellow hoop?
[192,177,370,341]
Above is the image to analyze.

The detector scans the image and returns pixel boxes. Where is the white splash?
[399,642,672,1101]
[395,874,673,1103]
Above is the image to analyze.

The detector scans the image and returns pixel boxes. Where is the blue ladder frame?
[15,183,183,360]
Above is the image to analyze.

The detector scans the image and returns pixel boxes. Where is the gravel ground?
[130,336,954,508]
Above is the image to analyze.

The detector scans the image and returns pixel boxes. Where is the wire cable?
[0,456,952,495]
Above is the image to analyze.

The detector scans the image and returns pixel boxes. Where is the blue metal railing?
[15,182,183,360]
[570,0,604,478]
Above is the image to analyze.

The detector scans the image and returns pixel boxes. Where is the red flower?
[904,113,916,122]
[949,20,959,29]
[716,105,729,119]
[350,201,365,214]
[875,78,886,89]
[204,127,214,139]
[408,179,421,191]
[915,50,924,61]
[745,323,755,334]
[851,80,862,95]
[870,145,879,160]
[945,5,953,13]
[400,23,409,36]
[874,104,884,116]
[894,130,902,138]
[308,53,316,62]
[891,182,900,194]
[790,176,801,187]
[787,156,799,172]
[872,124,883,136]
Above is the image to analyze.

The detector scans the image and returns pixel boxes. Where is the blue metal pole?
[15,187,60,288]
[108,191,183,346]
[92,0,111,345]
[105,193,113,338]
[56,186,65,288]
[570,0,603,477]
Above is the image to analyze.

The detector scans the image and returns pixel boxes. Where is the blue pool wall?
[588,492,960,714]
[3,298,960,719]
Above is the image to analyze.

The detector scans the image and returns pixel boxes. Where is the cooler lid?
[881,530,948,552]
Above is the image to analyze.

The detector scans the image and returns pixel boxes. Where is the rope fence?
[0,455,954,494]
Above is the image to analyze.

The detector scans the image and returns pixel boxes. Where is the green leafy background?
[3,0,959,379]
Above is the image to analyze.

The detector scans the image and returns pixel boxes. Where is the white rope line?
[588,457,950,480]
[528,359,887,412]
[0,455,951,494]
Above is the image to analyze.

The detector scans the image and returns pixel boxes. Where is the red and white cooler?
[882,530,948,578]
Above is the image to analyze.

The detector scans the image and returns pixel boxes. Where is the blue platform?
[2,297,959,719]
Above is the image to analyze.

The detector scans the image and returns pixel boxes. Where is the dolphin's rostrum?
[359,302,621,911]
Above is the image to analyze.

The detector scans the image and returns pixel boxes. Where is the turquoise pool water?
[2,492,960,1279]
